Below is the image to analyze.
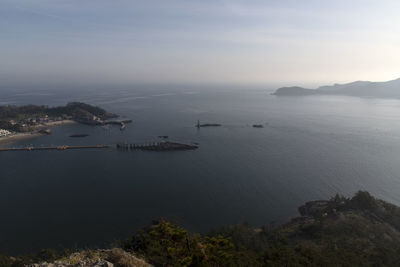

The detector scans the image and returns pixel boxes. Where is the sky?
[1,0,400,87]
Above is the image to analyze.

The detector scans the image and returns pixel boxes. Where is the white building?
[0,129,11,137]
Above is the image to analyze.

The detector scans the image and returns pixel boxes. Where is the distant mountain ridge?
[273,77,400,98]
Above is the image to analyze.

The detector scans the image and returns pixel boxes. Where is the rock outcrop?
[26,249,151,267]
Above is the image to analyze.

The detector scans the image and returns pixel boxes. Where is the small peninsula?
[0,102,117,142]
[273,77,400,98]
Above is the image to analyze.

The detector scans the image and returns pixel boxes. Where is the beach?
[0,132,44,144]
[0,120,76,145]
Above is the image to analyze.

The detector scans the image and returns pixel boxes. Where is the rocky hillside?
[0,102,117,121]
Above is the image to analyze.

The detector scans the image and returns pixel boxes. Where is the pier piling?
[116,141,198,151]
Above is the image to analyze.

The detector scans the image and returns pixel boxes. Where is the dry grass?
[53,248,151,267]
[107,248,152,267]
[58,250,106,265]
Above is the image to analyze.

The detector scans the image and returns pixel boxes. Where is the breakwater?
[0,142,198,152]
[117,141,198,151]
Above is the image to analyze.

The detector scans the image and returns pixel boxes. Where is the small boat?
[69,134,89,138]
[158,135,169,139]
[252,124,264,128]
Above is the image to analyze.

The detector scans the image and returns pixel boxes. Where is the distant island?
[273,77,400,98]
[0,102,118,142]
[4,191,400,266]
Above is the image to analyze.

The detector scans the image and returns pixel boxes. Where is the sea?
[2,84,400,254]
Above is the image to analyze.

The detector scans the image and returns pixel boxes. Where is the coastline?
[42,119,76,127]
[0,132,44,144]
[0,120,76,145]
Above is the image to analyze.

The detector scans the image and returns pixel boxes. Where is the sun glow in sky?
[1,0,400,87]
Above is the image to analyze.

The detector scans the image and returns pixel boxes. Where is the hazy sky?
[1,0,400,87]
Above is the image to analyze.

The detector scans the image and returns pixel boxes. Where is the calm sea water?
[2,84,400,254]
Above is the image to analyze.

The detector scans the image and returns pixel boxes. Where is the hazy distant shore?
[272,77,400,98]
[0,120,76,145]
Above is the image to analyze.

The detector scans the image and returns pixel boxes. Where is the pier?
[104,119,131,131]
[0,145,109,152]
[0,141,198,152]
[117,141,198,151]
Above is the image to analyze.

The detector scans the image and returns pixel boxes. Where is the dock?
[117,141,198,151]
[0,145,109,152]
[104,119,131,131]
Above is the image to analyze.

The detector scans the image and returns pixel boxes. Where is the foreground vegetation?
[2,191,400,266]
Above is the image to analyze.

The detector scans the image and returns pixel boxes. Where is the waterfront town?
[0,102,117,141]
[0,129,11,137]
[1,114,72,132]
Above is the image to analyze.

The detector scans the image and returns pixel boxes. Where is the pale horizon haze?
[1,0,400,88]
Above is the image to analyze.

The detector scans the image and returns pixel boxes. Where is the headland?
[0,102,117,144]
